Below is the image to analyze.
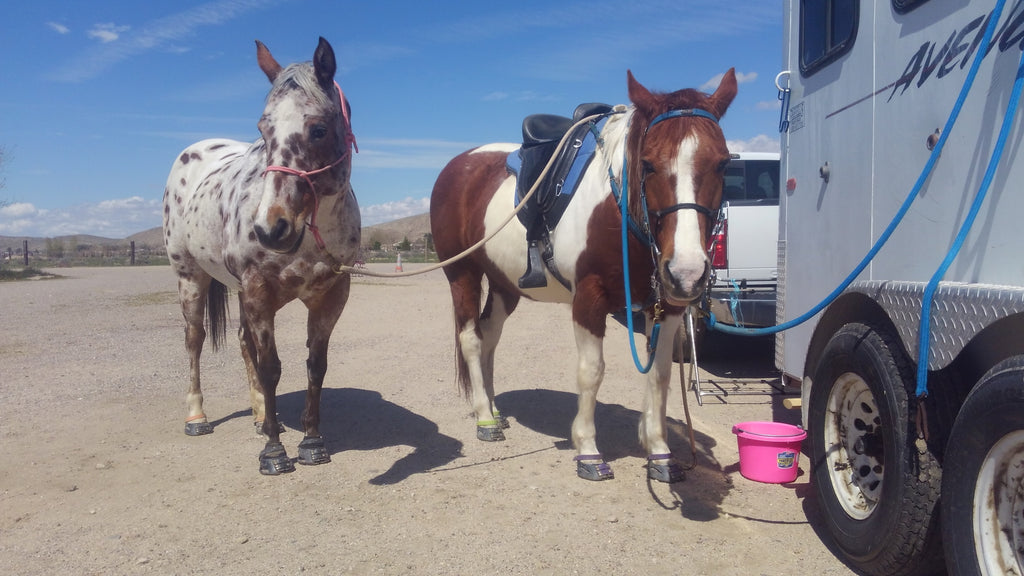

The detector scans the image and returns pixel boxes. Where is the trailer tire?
[809,322,943,576]
[941,356,1024,576]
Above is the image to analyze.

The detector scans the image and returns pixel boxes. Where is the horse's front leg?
[571,318,611,481]
[296,275,351,466]
[239,292,291,475]
[640,311,685,483]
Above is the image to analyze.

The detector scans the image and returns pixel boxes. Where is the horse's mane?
[267,62,334,109]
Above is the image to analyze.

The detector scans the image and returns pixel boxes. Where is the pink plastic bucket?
[732,421,807,484]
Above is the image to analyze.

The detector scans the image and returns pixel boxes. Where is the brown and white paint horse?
[430,70,736,481]
[163,37,360,475]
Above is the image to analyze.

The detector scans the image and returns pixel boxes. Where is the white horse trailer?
[778,1,1024,574]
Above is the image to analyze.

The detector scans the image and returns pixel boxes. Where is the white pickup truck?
[690,151,780,354]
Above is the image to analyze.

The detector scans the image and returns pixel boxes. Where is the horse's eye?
[717,158,731,173]
[642,160,655,175]
[310,124,328,140]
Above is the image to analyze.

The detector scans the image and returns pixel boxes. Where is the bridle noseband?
[261,81,357,250]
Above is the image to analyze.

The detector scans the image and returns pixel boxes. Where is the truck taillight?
[709,219,727,269]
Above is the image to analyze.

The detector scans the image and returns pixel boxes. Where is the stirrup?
[518,241,548,289]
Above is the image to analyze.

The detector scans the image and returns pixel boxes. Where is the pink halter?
[262,81,357,250]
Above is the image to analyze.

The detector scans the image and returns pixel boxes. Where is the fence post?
[23,240,28,267]
[130,241,136,266]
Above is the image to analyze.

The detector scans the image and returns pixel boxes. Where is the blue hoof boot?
[259,442,295,475]
[575,455,614,481]
[297,436,330,466]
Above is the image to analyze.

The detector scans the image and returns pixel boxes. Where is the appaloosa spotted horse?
[163,37,360,475]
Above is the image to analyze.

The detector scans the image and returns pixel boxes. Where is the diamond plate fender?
[849,281,1024,370]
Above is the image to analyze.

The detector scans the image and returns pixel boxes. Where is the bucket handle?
[733,426,805,438]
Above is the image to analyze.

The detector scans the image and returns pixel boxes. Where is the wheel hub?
[975,429,1024,574]
[825,372,884,520]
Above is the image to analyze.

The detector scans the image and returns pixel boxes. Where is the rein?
[611,107,721,373]
[262,81,358,251]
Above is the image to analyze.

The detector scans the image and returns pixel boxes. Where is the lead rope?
[676,326,698,470]
[330,109,626,277]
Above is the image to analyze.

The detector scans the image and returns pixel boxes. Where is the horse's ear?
[256,40,282,83]
[313,37,336,90]
[627,70,655,109]
[707,68,738,119]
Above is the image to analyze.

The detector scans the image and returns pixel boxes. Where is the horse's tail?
[453,309,472,397]
[207,279,229,352]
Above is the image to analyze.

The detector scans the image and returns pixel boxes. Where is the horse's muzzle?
[660,259,710,305]
[254,217,304,254]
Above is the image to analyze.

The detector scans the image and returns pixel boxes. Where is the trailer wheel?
[809,322,943,576]
[941,356,1024,576]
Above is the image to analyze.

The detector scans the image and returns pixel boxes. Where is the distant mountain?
[0,213,431,253]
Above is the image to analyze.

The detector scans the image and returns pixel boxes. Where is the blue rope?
[915,37,1024,397]
[707,0,1006,340]
[618,144,659,374]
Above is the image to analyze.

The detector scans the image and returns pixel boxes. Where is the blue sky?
[0,0,782,239]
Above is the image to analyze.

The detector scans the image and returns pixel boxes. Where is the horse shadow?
[275,388,463,485]
[495,388,731,521]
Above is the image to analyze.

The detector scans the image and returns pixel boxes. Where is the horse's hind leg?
[237,296,273,434]
[446,266,505,441]
[296,275,351,466]
[176,273,213,436]
[478,287,518,434]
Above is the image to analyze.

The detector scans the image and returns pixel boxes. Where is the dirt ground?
[0,264,859,575]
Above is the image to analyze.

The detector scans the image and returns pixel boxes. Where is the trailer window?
[893,0,930,14]
[800,0,858,76]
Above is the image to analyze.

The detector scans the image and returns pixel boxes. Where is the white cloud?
[1,202,39,218]
[756,100,781,111]
[360,197,431,227]
[727,134,780,153]
[47,22,70,34]
[88,23,130,43]
[0,197,162,238]
[701,71,758,93]
[50,0,286,83]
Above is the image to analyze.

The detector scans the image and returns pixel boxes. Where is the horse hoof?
[574,455,614,481]
[297,436,331,466]
[258,442,295,475]
[476,424,506,442]
[647,455,685,483]
[184,421,213,436]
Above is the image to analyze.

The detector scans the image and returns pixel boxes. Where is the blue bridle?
[609,107,721,373]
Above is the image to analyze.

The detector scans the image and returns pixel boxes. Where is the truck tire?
[809,322,944,576]
[941,356,1024,576]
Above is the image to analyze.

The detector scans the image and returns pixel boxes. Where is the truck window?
[723,160,780,205]
[800,0,858,75]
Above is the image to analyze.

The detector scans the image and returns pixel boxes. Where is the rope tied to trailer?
[705,0,1016,400]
